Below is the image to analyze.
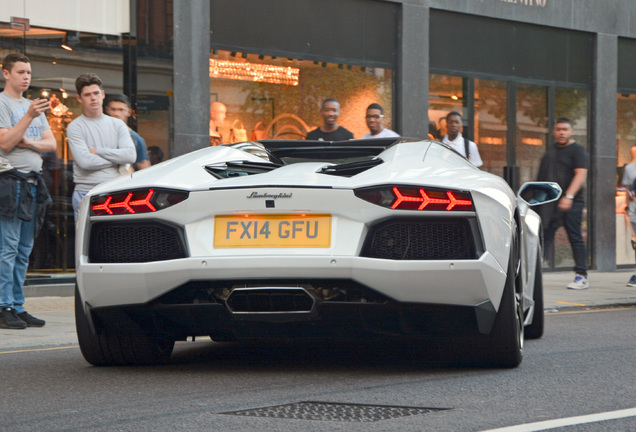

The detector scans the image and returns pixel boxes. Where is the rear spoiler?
[225,137,419,162]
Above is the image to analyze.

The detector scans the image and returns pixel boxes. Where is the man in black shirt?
[306,98,354,141]
[537,117,589,289]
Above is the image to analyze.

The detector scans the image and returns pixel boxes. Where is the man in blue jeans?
[0,53,57,329]
[537,117,589,290]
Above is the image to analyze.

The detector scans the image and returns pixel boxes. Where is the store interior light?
[450,95,459,100]
[209,58,299,86]
[61,44,73,51]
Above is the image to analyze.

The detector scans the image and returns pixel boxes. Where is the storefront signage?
[500,0,547,6]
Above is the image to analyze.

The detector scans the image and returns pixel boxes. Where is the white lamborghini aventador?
[74,138,560,368]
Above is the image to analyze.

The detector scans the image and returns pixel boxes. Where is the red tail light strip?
[91,189,156,215]
[92,196,114,215]
[130,189,156,212]
[391,187,472,211]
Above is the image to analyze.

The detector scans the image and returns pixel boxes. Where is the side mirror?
[517,182,562,206]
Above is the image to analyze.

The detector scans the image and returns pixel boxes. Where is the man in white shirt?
[362,103,399,139]
[442,111,483,167]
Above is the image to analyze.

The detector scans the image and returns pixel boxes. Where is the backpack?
[464,137,470,160]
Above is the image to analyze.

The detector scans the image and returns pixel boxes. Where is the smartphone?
[40,88,51,101]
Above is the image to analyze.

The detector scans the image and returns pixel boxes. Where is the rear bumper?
[77,251,506,310]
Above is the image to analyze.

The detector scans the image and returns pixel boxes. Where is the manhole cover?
[223,401,447,422]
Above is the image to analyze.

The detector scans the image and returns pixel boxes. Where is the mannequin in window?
[209,101,227,146]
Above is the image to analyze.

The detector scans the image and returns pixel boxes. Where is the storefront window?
[428,74,464,140]
[208,50,394,143]
[617,93,636,266]
[1,24,126,272]
[135,0,173,162]
[555,88,588,147]
[516,83,548,185]
[475,79,507,177]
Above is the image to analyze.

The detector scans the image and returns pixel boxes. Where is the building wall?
[170,0,624,271]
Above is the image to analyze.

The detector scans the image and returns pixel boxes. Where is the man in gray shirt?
[67,73,136,222]
[0,53,56,329]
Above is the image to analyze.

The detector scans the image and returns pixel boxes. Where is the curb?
[24,283,74,298]
[545,302,636,313]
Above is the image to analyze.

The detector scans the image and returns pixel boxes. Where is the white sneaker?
[567,274,589,290]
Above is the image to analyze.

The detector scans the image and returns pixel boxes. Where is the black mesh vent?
[89,222,186,263]
[361,218,476,260]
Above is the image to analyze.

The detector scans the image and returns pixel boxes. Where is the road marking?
[548,306,636,315]
[556,301,586,306]
[481,407,636,431]
[0,345,78,355]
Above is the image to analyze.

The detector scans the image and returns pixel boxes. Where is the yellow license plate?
[214,214,331,248]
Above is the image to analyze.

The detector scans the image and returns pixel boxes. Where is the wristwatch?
[565,193,575,199]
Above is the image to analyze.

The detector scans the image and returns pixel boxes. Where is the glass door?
[475,79,508,178]
[516,83,549,187]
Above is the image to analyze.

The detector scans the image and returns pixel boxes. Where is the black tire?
[75,285,174,366]
[470,233,524,368]
[75,285,110,366]
[525,249,544,339]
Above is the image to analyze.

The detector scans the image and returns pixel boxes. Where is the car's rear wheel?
[75,285,174,366]
[470,233,523,368]
[525,249,544,339]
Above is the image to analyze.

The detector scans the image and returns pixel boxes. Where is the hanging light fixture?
[209,58,299,86]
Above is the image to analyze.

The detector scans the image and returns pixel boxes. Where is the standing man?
[306,98,354,141]
[621,147,636,287]
[147,145,164,165]
[442,111,483,167]
[104,94,150,170]
[0,53,56,329]
[209,101,227,146]
[361,103,399,139]
[537,117,589,289]
[67,73,136,223]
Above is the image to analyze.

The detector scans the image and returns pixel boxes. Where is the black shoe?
[0,307,27,329]
[17,311,46,327]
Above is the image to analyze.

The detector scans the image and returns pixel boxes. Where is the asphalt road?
[2,306,636,431]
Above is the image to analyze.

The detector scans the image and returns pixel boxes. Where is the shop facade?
[1,0,635,273]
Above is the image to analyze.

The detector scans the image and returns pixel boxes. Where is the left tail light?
[355,185,474,211]
[91,188,189,215]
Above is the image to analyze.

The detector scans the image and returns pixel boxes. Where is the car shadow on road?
[166,336,513,372]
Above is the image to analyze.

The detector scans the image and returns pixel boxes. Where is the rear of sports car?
[75,140,527,367]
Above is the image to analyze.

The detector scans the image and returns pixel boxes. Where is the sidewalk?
[543,270,636,311]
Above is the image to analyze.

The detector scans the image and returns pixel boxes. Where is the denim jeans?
[0,183,37,313]
[543,201,588,276]
[72,189,89,225]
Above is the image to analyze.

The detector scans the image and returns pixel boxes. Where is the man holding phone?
[0,53,56,329]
